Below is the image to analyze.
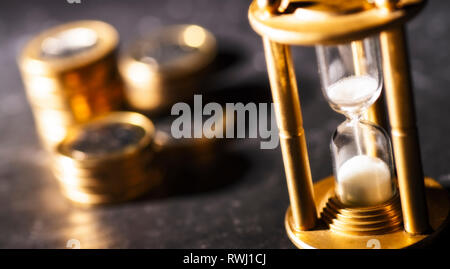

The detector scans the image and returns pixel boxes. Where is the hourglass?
[249,0,449,248]
[317,38,397,207]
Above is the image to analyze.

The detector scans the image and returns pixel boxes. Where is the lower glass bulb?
[331,120,396,207]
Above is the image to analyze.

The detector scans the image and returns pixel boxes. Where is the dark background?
[0,0,449,248]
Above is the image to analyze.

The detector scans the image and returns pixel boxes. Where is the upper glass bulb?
[316,36,383,117]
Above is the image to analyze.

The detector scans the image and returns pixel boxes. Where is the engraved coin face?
[68,123,146,157]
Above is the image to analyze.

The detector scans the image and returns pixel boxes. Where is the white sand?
[337,155,393,206]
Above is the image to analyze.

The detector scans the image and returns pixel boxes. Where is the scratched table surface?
[0,0,449,249]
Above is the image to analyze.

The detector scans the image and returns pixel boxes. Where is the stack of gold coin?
[119,24,216,114]
[18,20,124,149]
[53,112,161,205]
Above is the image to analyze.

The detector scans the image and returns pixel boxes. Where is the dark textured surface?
[0,0,449,249]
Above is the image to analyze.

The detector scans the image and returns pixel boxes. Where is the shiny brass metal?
[322,192,403,236]
[256,0,283,14]
[249,0,446,248]
[18,20,124,149]
[351,39,388,157]
[365,97,388,131]
[56,112,154,162]
[249,0,425,46]
[285,176,450,249]
[351,41,367,75]
[285,176,449,249]
[351,40,388,130]
[20,21,118,76]
[119,25,216,113]
[379,26,430,234]
[262,37,317,231]
[60,173,160,205]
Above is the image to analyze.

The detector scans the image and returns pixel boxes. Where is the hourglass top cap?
[248,0,426,45]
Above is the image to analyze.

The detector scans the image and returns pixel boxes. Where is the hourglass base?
[321,192,403,236]
[285,176,450,249]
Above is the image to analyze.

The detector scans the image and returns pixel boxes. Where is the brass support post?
[262,37,317,231]
[379,26,431,234]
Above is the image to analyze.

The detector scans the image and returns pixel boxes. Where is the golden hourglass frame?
[249,0,449,249]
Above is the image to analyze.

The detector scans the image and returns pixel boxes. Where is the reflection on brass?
[249,0,448,248]
[351,40,388,130]
[351,40,388,157]
[321,192,403,236]
[256,0,283,14]
[119,25,216,113]
[262,37,317,231]
[285,176,449,249]
[249,0,425,45]
[18,20,124,149]
[53,112,161,205]
[379,26,430,235]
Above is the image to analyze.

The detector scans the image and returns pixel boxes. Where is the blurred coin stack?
[17,21,222,205]
[119,24,216,114]
[18,20,124,149]
[53,112,161,205]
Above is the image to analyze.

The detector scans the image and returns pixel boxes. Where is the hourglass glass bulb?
[337,154,393,206]
[331,120,396,206]
[316,37,397,207]
[326,75,379,117]
[316,36,383,117]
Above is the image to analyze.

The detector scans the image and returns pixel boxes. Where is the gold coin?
[52,143,155,171]
[18,20,125,149]
[52,112,161,204]
[55,112,154,164]
[19,20,118,77]
[52,158,155,187]
[119,24,216,112]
